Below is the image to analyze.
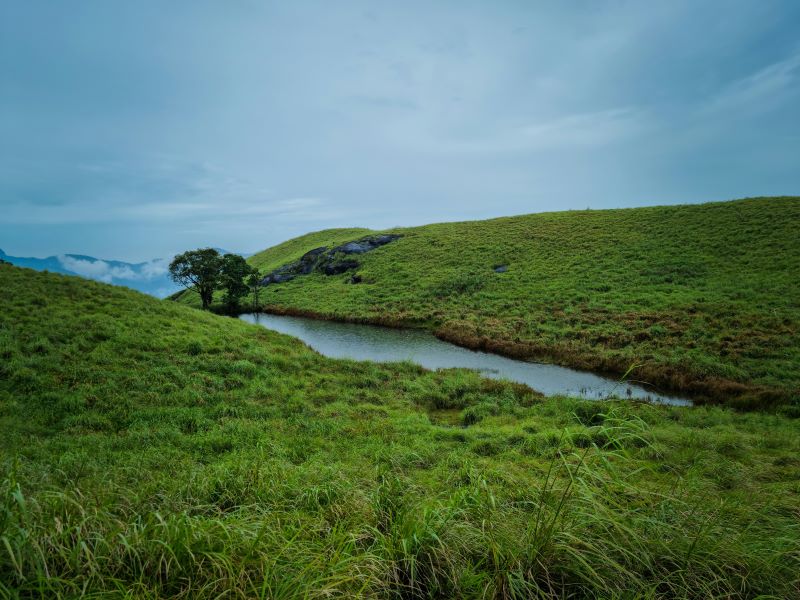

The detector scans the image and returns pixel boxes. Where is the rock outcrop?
[260,234,400,286]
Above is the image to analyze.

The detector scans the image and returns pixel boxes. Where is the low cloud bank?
[57,255,170,284]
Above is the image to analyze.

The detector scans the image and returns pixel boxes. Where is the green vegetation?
[170,248,255,311]
[170,248,223,310]
[219,253,257,311]
[248,228,372,273]
[182,197,800,410]
[2,265,799,597]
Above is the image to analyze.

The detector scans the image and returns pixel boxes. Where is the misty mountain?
[0,248,180,298]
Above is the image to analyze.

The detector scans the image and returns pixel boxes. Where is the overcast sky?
[2,1,799,261]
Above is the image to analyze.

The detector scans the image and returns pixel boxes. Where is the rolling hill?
[181,196,800,410]
[2,263,799,597]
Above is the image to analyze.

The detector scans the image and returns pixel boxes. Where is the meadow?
[181,197,800,411]
[2,265,799,598]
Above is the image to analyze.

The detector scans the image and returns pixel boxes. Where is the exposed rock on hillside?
[260,234,400,286]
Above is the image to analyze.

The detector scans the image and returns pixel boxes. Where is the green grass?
[182,197,800,409]
[248,228,373,272]
[2,265,800,598]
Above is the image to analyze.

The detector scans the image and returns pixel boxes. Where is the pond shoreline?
[224,303,790,410]
[241,310,693,406]
[245,304,703,402]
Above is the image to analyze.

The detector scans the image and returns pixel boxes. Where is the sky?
[1,1,799,262]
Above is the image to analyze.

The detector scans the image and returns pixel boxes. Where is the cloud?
[139,258,170,278]
[384,107,649,156]
[703,50,800,116]
[119,195,330,223]
[3,1,799,260]
[58,255,168,283]
[520,108,648,149]
[1,154,329,227]
[58,256,131,282]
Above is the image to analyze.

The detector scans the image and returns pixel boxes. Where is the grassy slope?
[2,264,800,598]
[248,227,373,272]
[226,197,800,409]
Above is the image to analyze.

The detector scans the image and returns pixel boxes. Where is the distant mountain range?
[1,247,251,298]
[0,248,183,298]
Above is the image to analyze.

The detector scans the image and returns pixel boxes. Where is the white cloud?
[58,256,116,282]
[139,258,170,278]
[383,107,649,156]
[520,108,648,149]
[703,50,800,116]
[58,255,168,283]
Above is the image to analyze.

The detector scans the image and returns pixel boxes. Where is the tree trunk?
[200,287,213,310]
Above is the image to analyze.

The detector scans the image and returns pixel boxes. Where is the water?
[240,313,692,406]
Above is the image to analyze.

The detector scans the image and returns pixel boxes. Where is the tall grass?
[3,426,797,598]
[1,266,799,597]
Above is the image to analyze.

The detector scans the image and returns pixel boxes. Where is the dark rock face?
[299,247,327,272]
[324,260,359,275]
[259,234,400,286]
[260,269,296,284]
[339,242,368,254]
[331,234,401,256]
[301,247,328,260]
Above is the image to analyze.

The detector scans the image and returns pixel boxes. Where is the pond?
[240,313,692,406]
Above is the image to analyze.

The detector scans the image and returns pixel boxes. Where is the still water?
[240,313,691,406]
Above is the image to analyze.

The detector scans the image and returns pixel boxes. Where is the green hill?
[3,264,800,597]
[189,196,799,409]
[248,227,373,272]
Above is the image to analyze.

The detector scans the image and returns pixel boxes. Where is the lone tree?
[218,253,255,311]
[169,248,223,310]
[247,271,262,311]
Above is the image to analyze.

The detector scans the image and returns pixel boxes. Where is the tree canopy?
[168,248,224,310]
[169,249,258,311]
[219,253,255,310]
